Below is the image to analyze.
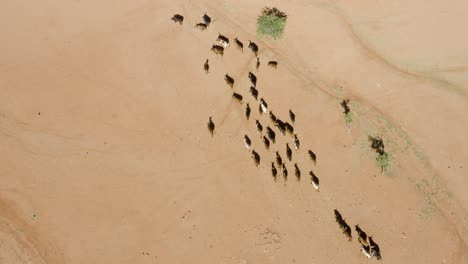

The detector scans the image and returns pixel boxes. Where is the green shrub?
[345,112,353,125]
[376,152,390,174]
[257,7,287,39]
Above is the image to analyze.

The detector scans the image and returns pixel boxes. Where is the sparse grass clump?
[376,152,390,174]
[345,112,353,126]
[257,7,287,39]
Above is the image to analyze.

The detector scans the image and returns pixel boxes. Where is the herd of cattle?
[172,12,382,260]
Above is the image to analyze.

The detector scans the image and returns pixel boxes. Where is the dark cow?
[256,57,260,70]
[282,163,288,181]
[251,149,260,167]
[369,237,382,260]
[263,136,270,150]
[275,119,286,135]
[310,170,319,190]
[202,13,212,25]
[217,33,230,46]
[275,151,283,167]
[244,135,252,150]
[248,72,257,87]
[245,103,251,120]
[341,99,350,114]
[194,22,208,31]
[294,163,301,181]
[361,245,372,259]
[232,92,243,102]
[171,14,184,24]
[256,119,263,134]
[268,60,278,68]
[269,111,277,123]
[294,134,300,151]
[286,143,292,161]
[355,225,368,246]
[308,150,317,165]
[334,209,343,223]
[368,135,385,155]
[271,162,277,182]
[340,220,352,241]
[250,86,259,100]
[248,41,259,56]
[207,117,215,137]
[289,109,295,123]
[266,126,276,143]
[234,37,243,52]
[211,45,224,56]
[204,59,209,73]
[285,122,294,135]
[224,74,234,88]
[260,98,268,114]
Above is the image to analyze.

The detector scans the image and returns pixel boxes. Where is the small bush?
[257,7,287,39]
[376,152,390,174]
[345,112,353,125]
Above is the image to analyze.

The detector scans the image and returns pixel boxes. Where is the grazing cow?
[256,57,260,70]
[224,74,234,88]
[369,237,382,260]
[244,135,252,150]
[202,13,212,25]
[282,163,288,181]
[368,135,385,155]
[340,220,352,241]
[355,225,368,246]
[171,14,184,24]
[248,41,259,56]
[285,122,294,135]
[289,109,295,123]
[275,119,286,135]
[248,72,257,87]
[234,37,243,52]
[361,245,372,259]
[251,149,260,167]
[204,59,209,73]
[308,150,317,165]
[245,103,251,120]
[232,92,243,102]
[256,120,263,134]
[271,162,277,182]
[211,45,224,56]
[269,111,277,123]
[250,86,259,100]
[286,143,292,161]
[341,99,350,114]
[268,60,278,68]
[294,163,301,181]
[294,134,300,151]
[263,136,270,150]
[310,170,319,190]
[266,126,276,143]
[275,151,283,167]
[260,98,268,113]
[194,23,208,31]
[217,34,230,47]
[207,117,215,137]
[334,209,343,223]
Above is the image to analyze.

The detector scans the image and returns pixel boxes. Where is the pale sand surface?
[0,0,467,263]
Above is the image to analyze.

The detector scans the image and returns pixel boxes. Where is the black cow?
[308,150,317,165]
[194,23,208,31]
[202,13,212,25]
[275,119,286,135]
[256,57,260,70]
[217,33,230,45]
[234,37,243,52]
[269,111,277,123]
[275,151,283,167]
[294,163,301,181]
[260,98,268,114]
[204,59,209,73]
[268,60,278,68]
[263,136,270,150]
[282,163,288,181]
[224,74,234,88]
[289,109,295,123]
[256,120,263,134]
[266,126,276,143]
[271,162,277,182]
[369,237,382,260]
[286,143,292,161]
[248,41,259,56]
[310,170,319,191]
[285,122,294,135]
[244,135,252,150]
[232,92,243,102]
[355,225,368,246]
[250,86,258,100]
[294,134,300,151]
[368,135,385,155]
[334,209,343,223]
[211,45,224,56]
[171,14,184,24]
[207,117,215,137]
[251,150,260,167]
[361,245,372,259]
[341,99,350,114]
[248,72,257,87]
[245,103,251,120]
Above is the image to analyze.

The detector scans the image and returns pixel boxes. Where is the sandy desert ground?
[0,0,467,263]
